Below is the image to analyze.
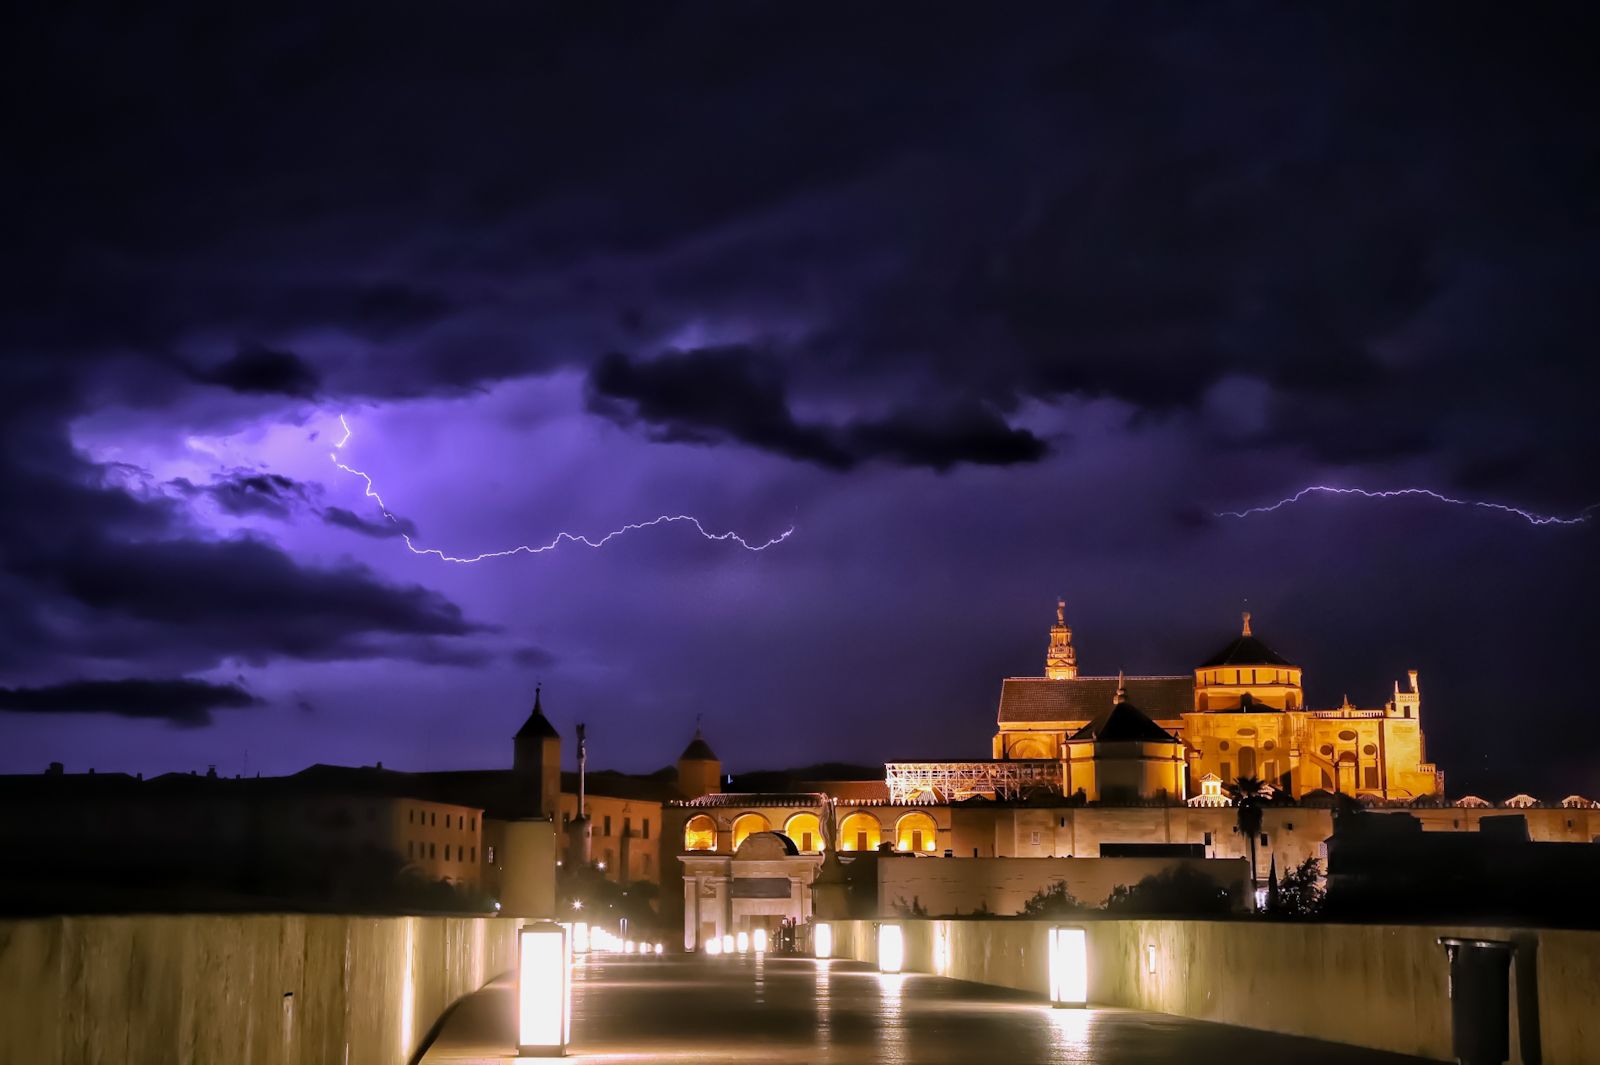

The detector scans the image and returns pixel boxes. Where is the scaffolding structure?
[885,760,1061,803]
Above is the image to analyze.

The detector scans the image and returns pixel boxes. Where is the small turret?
[676,721,722,799]
[513,686,562,819]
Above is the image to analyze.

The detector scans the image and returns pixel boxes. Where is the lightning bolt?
[1217,485,1596,527]
[329,415,794,561]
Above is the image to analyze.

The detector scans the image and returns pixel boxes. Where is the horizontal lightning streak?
[330,414,793,561]
[1217,485,1595,527]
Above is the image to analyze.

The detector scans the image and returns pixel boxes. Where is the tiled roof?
[1071,700,1182,744]
[997,675,1193,723]
[673,792,828,808]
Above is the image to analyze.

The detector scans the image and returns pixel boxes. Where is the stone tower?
[512,686,562,819]
[1045,598,1078,680]
[676,725,722,800]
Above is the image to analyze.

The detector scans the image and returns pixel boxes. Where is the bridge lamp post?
[814,923,833,959]
[516,922,571,1056]
[878,923,904,974]
[1047,926,1088,1008]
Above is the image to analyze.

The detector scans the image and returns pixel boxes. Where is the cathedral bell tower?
[1045,599,1078,680]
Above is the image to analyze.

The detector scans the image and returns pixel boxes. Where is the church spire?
[1045,597,1078,680]
[1242,610,1253,637]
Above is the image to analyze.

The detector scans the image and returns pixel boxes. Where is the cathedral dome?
[1194,613,1303,712]
[1198,612,1294,668]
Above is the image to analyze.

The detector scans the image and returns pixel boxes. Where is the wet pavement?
[421,953,1443,1064]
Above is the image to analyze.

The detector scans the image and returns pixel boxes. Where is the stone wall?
[825,917,1599,1064]
[876,855,1250,915]
[0,913,516,1065]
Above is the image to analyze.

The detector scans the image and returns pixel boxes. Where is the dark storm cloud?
[0,678,259,728]
[190,345,321,397]
[0,369,486,676]
[321,505,417,539]
[170,469,315,520]
[589,348,1047,471]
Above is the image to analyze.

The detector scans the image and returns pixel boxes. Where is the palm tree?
[1226,775,1270,891]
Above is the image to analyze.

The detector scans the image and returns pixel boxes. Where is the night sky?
[5,5,1598,797]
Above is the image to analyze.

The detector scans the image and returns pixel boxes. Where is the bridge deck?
[420,954,1439,1064]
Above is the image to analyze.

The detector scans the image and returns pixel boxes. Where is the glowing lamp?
[1145,943,1157,975]
[1047,926,1088,1008]
[705,936,722,956]
[572,922,589,954]
[814,923,833,959]
[624,940,635,954]
[516,922,571,1056]
[654,942,664,955]
[753,928,768,953]
[736,931,750,954]
[878,924,904,973]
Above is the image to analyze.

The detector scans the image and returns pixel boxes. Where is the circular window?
[1320,744,1334,756]
[1338,729,1358,742]
[1263,740,1276,751]
[1363,743,1378,756]
[1218,740,1230,751]
[1237,727,1256,737]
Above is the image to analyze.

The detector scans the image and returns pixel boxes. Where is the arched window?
[895,811,938,853]
[839,811,881,852]
[684,814,716,852]
[784,812,823,853]
[730,812,771,849]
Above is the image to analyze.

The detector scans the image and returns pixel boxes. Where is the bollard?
[1437,938,1516,1065]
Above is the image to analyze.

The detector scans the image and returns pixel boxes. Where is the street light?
[878,924,904,973]
[753,928,768,953]
[736,931,750,954]
[1047,927,1088,1008]
[814,923,833,959]
[516,922,571,1056]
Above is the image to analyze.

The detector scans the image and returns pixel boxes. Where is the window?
[446,814,452,829]
[623,816,631,837]
[643,820,650,840]
[430,843,436,859]
[603,815,612,836]
[470,846,476,862]
[1259,832,1268,846]
[1363,766,1379,789]
[1030,831,1041,846]
[487,845,496,864]
[408,810,414,825]
[1203,832,1213,846]
[470,816,476,831]
[431,812,436,827]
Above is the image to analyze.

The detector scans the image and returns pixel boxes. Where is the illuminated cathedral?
[969,602,1443,803]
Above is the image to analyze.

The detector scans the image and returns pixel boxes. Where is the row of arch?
[684,810,941,854]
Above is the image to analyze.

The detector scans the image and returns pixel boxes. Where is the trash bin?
[1437,937,1516,1065]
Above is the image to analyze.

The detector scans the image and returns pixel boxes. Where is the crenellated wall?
[823,917,1599,1065]
[0,913,516,1065]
